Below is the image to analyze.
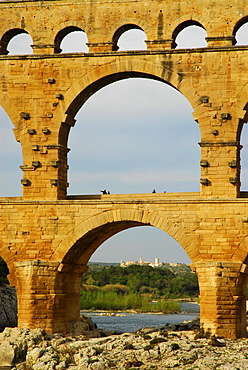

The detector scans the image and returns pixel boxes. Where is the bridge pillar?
[20,144,69,200]
[192,262,248,338]
[199,141,241,198]
[15,261,88,334]
[15,261,64,333]
[57,263,89,334]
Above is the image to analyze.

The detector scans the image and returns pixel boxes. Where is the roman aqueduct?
[1,0,248,338]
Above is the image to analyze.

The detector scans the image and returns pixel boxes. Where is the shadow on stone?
[0,285,17,333]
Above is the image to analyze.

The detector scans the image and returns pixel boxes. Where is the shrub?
[123,342,135,350]
[150,337,167,345]
[102,284,129,294]
[171,343,180,350]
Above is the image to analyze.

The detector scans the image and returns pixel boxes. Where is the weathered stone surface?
[66,315,116,337]
[1,322,248,370]
[0,286,17,332]
[135,316,200,334]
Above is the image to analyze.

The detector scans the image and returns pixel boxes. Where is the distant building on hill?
[120,256,182,268]
[120,256,182,267]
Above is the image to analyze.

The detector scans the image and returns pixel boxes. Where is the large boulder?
[0,285,17,332]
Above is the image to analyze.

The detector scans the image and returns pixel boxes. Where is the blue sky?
[1,25,248,264]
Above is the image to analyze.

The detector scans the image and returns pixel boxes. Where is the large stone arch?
[51,208,201,267]
[55,58,200,146]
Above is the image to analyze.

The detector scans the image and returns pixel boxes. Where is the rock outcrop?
[0,285,17,332]
[1,317,248,369]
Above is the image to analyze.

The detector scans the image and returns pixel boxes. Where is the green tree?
[86,275,96,285]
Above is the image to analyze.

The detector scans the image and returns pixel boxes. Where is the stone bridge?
[1,0,248,338]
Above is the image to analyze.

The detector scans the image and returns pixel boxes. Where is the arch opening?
[57,222,198,327]
[66,75,200,195]
[2,29,33,55]
[234,19,248,45]
[173,21,207,49]
[113,25,147,51]
[55,27,88,53]
[0,106,22,197]
[82,227,198,304]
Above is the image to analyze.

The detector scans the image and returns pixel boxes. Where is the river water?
[82,302,200,333]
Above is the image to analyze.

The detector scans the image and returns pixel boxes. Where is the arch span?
[57,59,199,146]
[51,208,201,267]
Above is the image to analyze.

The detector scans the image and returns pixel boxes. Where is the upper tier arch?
[0,28,32,55]
[233,16,248,41]
[112,23,146,51]
[172,20,206,48]
[54,26,87,53]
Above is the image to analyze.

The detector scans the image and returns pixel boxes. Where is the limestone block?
[0,340,15,367]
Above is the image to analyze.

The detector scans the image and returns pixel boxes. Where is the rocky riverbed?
[1,316,248,369]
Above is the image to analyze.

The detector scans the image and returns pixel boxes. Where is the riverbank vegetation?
[80,264,199,312]
[80,290,180,313]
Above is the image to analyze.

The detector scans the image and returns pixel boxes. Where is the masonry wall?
[0,49,247,199]
[0,194,248,337]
